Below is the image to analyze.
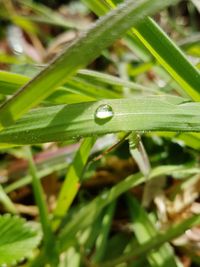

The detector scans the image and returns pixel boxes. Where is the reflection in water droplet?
[94,104,114,121]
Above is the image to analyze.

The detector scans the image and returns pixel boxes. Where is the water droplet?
[94,104,114,122]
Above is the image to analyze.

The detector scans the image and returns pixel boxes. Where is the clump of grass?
[0,0,200,266]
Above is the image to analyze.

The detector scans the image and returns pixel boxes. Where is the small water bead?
[94,104,114,121]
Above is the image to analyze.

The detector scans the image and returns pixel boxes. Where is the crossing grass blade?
[0,0,180,131]
[1,96,200,146]
[81,0,152,61]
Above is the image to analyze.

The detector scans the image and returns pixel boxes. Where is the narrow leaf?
[1,96,200,145]
[53,137,95,229]
[26,147,58,266]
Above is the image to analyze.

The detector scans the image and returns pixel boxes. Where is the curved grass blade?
[0,0,180,130]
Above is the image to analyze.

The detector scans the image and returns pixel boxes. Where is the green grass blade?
[81,0,111,16]
[26,146,58,266]
[82,0,152,61]
[46,92,94,105]
[0,52,27,65]
[0,69,157,97]
[1,96,200,145]
[65,78,121,99]
[26,147,51,235]
[0,71,29,95]
[0,0,179,130]
[102,233,134,263]
[0,70,121,100]
[77,69,158,93]
[133,17,200,100]
[52,137,95,230]
[80,215,105,253]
